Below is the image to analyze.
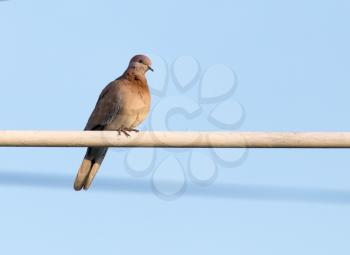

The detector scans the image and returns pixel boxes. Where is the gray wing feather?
[84,81,121,131]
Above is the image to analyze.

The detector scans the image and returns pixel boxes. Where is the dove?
[74,55,153,191]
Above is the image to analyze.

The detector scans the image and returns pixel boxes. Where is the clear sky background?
[1,0,350,254]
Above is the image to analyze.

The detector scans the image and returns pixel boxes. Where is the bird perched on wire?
[74,55,153,191]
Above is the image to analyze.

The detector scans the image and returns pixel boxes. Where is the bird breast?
[108,83,150,130]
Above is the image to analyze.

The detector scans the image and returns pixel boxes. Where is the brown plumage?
[74,55,153,191]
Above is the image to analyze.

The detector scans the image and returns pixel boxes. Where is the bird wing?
[84,80,121,131]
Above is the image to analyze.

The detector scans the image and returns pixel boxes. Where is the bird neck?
[122,67,147,84]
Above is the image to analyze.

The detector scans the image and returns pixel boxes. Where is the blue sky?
[1,0,350,254]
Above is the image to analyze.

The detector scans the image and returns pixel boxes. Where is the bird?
[74,54,153,191]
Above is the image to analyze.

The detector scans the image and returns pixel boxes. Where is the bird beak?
[147,66,154,72]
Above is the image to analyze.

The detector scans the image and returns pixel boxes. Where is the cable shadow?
[0,170,350,204]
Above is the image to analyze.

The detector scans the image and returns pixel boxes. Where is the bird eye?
[138,59,143,63]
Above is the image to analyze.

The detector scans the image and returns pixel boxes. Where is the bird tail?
[74,147,108,191]
[74,158,92,191]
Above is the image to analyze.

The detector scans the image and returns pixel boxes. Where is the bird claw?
[117,129,131,137]
[122,130,130,137]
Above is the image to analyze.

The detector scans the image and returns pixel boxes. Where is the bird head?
[128,54,154,74]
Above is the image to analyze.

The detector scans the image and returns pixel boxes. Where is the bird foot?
[117,128,131,137]
[127,128,139,133]
[117,128,139,137]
